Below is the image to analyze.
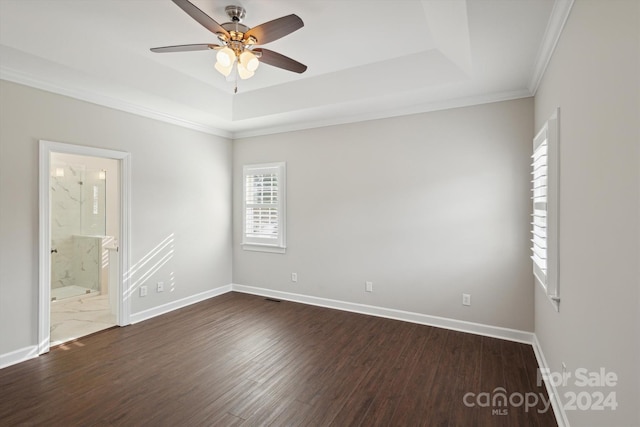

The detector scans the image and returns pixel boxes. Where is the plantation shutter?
[531,131,548,286]
[243,162,286,251]
[532,108,559,309]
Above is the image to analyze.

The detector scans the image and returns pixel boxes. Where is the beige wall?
[0,80,233,355]
[233,98,535,332]
[534,1,640,425]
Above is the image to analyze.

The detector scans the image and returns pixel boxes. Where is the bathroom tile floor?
[51,285,98,301]
[50,294,116,346]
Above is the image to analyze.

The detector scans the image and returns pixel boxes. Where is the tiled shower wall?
[50,163,106,290]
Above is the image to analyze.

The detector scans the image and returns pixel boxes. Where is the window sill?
[535,275,560,312]
[242,244,286,254]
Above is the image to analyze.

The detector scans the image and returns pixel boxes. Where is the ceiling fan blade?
[254,48,307,74]
[171,0,229,37]
[246,14,303,45]
[150,44,217,53]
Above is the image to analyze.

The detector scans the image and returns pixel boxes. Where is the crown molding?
[2,63,532,141]
[528,0,575,95]
[0,66,233,139]
[231,89,533,139]
[2,62,539,143]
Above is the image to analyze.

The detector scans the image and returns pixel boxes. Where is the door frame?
[38,140,131,354]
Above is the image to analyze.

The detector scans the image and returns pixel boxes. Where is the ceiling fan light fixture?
[237,62,255,80]
[215,61,234,77]
[216,47,235,67]
[151,1,307,89]
[239,50,259,72]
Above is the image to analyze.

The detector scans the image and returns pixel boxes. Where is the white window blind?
[532,108,559,310]
[242,162,286,252]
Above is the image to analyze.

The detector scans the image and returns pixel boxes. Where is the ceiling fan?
[151,0,307,90]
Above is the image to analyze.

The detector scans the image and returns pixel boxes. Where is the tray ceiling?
[0,0,562,138]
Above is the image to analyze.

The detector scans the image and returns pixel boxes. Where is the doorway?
[39,140,131,354]
[49,153,118,345]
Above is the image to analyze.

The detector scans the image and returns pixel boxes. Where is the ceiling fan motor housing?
[219,5,254,45]
[225,5,246,22]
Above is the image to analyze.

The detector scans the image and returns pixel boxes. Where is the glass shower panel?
[51,164,84,291]
[81,169,106,236]
[50,163,107,300]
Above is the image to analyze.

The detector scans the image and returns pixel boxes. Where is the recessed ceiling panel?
[233,48,469,121]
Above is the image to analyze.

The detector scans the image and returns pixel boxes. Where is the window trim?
[532,108,560,311]
[242,162,286,254]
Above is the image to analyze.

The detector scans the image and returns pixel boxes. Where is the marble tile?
[50,294,116,346]
[73,235,102,292]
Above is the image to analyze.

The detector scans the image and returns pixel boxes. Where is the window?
[531,108,559,310]
[242,162,286,253]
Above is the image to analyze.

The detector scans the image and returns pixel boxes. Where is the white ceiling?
[0,0,562,138]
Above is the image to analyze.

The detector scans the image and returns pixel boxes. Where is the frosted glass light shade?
[237,62,255,79]
[216,47,235,67]
[239,50,259,72]
[215,61,233,77]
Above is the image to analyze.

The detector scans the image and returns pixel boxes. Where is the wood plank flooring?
[0,292,557,426]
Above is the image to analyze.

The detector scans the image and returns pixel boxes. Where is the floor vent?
[265,298,282,303]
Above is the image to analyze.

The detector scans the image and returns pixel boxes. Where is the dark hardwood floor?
[0,292,557,426]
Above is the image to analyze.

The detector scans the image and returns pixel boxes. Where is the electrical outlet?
[291,272,298,283]
[462,293,471,306]
[365,281,373,292]
[140,285,148,297]
[157,282,164,292]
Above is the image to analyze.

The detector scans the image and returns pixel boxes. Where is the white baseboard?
[231,284,534,344]
[1,285,232,369]
[1,282,544,391]
[0,345,39,370]
[130,284,232,324]
[532,334,570,427]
